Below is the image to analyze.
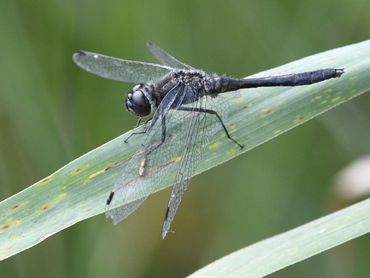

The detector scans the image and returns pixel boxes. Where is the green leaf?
[0,40,369,261]
[189,198,370,277]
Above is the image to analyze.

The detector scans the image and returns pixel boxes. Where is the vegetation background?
[0,0,369,277]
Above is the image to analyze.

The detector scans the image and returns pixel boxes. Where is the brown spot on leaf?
[0,224,10,231]
[0,220,21,232]
[11,204,19,210]
[106,160,125,171]
[41,177,50,183]
[262,108,272,115]
[40,204,51,211]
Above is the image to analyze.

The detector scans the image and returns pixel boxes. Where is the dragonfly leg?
[177,107,244,149]
[124,128,148,143]
[138,116,167,176]
[146,115,167,156]
[135,117,142,128]
[134,117,153,128]
[124,117,154,143]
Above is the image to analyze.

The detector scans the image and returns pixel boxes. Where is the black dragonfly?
[73,42,343,238]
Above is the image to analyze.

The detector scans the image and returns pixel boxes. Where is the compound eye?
[132,90,147,106]
[125,86,151,117]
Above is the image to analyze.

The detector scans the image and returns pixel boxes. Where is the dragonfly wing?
[106,82,231,237]
[161,87,229,238]
[105,82,187,224]
[73,51,173,83]
[146,41,194,70]
[108,198,147,225]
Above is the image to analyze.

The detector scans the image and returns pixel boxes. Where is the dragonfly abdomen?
[218,68,344,93]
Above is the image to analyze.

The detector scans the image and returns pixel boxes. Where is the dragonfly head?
[125,84,151,117]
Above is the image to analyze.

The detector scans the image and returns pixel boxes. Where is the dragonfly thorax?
[125,84,152,117]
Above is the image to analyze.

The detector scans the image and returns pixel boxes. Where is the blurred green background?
[1,0,369,277]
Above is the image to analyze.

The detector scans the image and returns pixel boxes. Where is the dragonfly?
[73,42,343,238]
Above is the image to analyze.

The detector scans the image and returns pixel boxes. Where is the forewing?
[105,83,187,223]
[146,41,194,70]
[73,51,173,83]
